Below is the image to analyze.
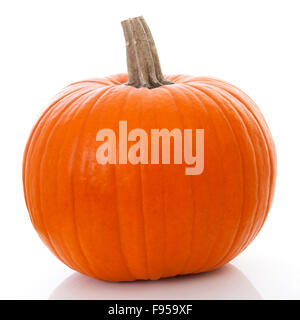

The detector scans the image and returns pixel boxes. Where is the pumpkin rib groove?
[39,89,99,272]
[193,85,253,268]
[26,88,95,266]
[162,86,196,276]
[149,89,168,279]
[117,88,150,280]
[151,90,167,279]
[174,84,212,272]
[175,84,208,273]
[214,89,260,263]
[200,79,275,219]
[224,91,273,250]
[71,86,121,278]
[201,84,259,267]
[68,86,117,279]
[178,83,224,272]
[49,91,97,274]
[156,87,195,278]
[118,88,142,280]
[160,87,188,277]
[207,81,274,247]
[55,88,110,277]
[186,83,246,271]
[141,90,166,279]
[23,87,91,225]
[143,89,167,279]
[221,89,274,245]
[89,86,137,280]
[35,89,96,270]
[156,92,175,278]
[42,89,102,273]
[112,88,139,281]
[138,91,150,279]
[180,83,242,272]
[209,87,269,262]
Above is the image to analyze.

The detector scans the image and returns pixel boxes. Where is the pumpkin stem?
[121,16,174,89]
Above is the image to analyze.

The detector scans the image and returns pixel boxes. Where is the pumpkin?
[23,16,276,281]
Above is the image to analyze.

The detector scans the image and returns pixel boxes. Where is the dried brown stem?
[121,16,174,89]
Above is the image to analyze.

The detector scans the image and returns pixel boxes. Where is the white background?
[0,0,299,299]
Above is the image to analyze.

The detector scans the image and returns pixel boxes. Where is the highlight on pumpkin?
[96,121,204,175]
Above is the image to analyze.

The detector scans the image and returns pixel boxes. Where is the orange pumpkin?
[23,16,276,281]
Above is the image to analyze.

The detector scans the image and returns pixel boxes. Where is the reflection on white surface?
[49,264,261,300]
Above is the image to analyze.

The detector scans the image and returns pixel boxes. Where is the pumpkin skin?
[23,73,276,281]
